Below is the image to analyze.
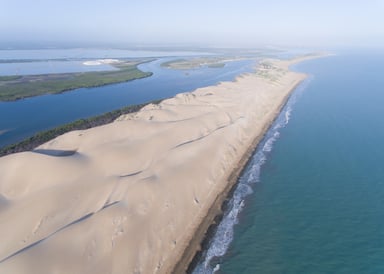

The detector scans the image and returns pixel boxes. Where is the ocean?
[193,51,384,273]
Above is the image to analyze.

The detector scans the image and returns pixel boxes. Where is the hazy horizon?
[2,0,384,50]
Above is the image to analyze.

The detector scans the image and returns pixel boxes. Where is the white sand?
[0,58,310,273]
[83,59,120,66]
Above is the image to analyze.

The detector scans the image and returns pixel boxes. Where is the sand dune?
[0,58,308,273]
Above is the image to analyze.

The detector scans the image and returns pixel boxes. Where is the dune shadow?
[0,194,9,209]
[33,149,78,157]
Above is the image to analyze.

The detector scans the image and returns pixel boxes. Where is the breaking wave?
[192,77,312,274]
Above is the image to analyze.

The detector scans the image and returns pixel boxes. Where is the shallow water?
[194,52,384,274]
[0,60,117,76]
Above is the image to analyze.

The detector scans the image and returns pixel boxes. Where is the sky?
[1,0,384,49]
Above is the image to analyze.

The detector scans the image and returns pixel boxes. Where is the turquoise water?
[194,52,384,273]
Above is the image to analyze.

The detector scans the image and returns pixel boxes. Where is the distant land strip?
[0,99,162,157]
[161,57,233,70]
[0,59,154,101]
[0,58,69,63]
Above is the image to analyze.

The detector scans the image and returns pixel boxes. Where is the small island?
[161,56,244,70]
[0,59,153,101]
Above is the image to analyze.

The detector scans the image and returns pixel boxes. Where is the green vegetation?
[256,62,286,83]
[161,57,233,70]
[160,59,186,68]
[0,99,162,157]
[0,61,153,101]
[0,75,22,81]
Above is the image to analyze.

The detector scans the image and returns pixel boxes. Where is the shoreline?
[0,99,163,157]
[178,54,330,272]
[0,55,322,273]
[173,76,305,274]
[0,60,153,102]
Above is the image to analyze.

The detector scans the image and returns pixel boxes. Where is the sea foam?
[192,77,312,274]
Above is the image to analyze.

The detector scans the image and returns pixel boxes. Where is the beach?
[0,57,309,273]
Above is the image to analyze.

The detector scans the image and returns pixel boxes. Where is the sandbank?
[0,56,317,273]
[83,59,120,66]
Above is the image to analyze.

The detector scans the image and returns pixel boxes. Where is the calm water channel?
[0,55,255,148]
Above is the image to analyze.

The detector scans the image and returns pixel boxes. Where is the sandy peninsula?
[0,57,312,273]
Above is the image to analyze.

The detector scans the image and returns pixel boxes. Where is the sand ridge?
[0,58,309,273]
